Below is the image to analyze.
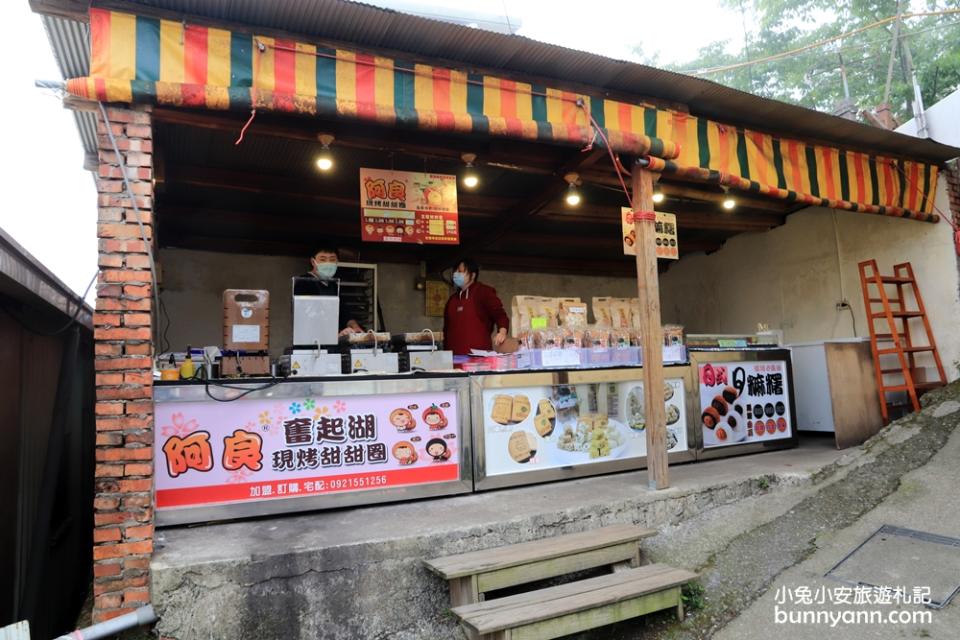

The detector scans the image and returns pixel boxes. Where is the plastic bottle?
[179,346,196,380]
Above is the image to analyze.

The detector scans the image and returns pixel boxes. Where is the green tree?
[657,0,960,125]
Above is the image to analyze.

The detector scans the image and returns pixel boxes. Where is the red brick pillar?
[92,105,156,622]
[945,162,960,227]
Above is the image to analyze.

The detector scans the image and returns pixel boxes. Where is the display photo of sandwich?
[491,394,533,426]
[508,430,538,464]
[534,398,557,437]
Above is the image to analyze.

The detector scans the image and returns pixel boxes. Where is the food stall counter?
[688,346,798,461]
[153,372,471,525]
[469,364,698,491]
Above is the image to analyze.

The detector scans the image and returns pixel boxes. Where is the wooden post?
[632,165,669,490]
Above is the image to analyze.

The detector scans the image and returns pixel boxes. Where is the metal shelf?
[337,261,378,331]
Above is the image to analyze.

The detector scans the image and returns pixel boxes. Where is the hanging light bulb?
[316,133,335,172]
[652,191,665,204]
[722,187,736,210]
[461,152,479,189]
[564,172,582,207]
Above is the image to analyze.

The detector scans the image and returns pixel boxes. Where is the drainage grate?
[826,524,960,609]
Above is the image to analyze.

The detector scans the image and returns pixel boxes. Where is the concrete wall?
[157,248,638,355]
[660,181,960,380]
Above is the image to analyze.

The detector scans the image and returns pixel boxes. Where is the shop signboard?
[621,207,679,260]
[359,168,460,244]
[698,360,792,448]
[481,378,688,476]
[154,391,460,511]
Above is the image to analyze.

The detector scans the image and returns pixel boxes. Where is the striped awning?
[65,8,940,222]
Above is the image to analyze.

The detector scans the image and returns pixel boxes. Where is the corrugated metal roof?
[0,227,93,328]
[41,14,97,157]
[37,0,960,163]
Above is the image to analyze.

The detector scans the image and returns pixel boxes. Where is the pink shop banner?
[154,391,460,509]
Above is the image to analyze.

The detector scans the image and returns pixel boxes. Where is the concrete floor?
[154,435,842,570]
[150,435,847,639]
[715,403,960,640]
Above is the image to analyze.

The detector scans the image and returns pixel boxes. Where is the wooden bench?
[452,564,697,640]
[424,524,657,606]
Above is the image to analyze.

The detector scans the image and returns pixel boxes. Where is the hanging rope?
[234,108,257,145]
[576,98,634,210]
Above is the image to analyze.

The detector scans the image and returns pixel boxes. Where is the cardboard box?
[219,354,271,377]
[223,289,270,351]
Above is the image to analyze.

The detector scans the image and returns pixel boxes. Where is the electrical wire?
[757,18,960,82]
[97,102,166,355]
[0,269,97,336]
[847,305,859,337]
[235,108,257,145]
[576,98,634,209]
[689,8,960,76]
[203,376,287,402]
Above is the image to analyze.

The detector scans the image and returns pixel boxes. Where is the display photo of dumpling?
[665,403,680,425]
[666,428,679,451]
[626,386,645,431]
[664,382,675,401]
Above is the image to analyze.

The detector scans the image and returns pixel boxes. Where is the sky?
[0,1,745,301]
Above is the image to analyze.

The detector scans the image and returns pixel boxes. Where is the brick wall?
[92,105,155,622]
[946,161,960,226]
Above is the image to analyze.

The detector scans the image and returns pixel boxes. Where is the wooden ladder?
[858,260,946,423]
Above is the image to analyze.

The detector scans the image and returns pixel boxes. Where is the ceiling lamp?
[461,153,479,189]
[564,172,582,207]
[316,133,335,172]
[721,187,736,211]
[652,190,665,204]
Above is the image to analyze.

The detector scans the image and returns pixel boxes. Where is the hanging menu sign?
[621,207,679,259]
[359,168,460,245]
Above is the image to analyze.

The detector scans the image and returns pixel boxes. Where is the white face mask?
[314,262,337,279]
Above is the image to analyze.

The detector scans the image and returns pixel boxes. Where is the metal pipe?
[54,606,157,640]
[34,79,66,91]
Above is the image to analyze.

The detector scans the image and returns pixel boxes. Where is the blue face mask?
[453,272,467,289]
[315,262,337,279]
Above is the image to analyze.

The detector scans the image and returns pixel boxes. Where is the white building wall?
[897,87,960,144]
[660,181,960,380]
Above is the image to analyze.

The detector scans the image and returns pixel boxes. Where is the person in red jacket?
[443,259,509,355]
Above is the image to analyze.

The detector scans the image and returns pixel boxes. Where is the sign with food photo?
[154,391,460,511]
[621,207,679,260]
[698,361,792,448]
[359,168,460,245]
[481,379,688,476]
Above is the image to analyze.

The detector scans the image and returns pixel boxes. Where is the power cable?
[97,102,169,355]
[0,269,97,336]
[203,377,287,402]
[688,8,960,76]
